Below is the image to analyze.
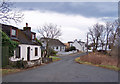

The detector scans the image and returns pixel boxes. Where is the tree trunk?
[105,34,109,51]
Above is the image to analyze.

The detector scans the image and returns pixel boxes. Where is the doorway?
[27,47,30,61]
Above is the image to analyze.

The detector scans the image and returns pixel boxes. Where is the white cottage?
[40,38,66,52]
[2,23,41,61]
[68,39,87,52]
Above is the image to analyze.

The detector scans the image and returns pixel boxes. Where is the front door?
[16,47,21,58]
[27,47,30,61]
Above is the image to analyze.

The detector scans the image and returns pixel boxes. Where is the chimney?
[26,23,28,27]
[23,23,31,31]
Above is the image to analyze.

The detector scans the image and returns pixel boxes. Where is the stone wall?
[9,57,53,68]
[9,58,42,68]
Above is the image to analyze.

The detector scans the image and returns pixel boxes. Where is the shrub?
[1,30,19,67]
[16,60,22,68]
[48,48,58,56]
[65,46,76,52]
[70,46,76,51]
[97,50,107,54]
[80,52,118,66]
[1,30,19,57]
[14,59,27,69]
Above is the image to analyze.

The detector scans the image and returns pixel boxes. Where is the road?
[2,53,118,82]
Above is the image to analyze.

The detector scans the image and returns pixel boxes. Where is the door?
[27,47,30,61]
[16,47,21,58]
[60,46,62,51]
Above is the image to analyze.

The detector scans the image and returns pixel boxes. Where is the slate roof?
[40,38,65,46]
[1,23,41,46]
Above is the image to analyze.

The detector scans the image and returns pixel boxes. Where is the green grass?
[75,57,120,71]
[99,65,120,71]
[52,54,58,56]
[49,56,61,62]
[1,69,21,76]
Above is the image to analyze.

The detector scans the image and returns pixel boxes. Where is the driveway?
[2,53,118,82]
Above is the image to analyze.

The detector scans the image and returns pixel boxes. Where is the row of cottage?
[2,23,86,63]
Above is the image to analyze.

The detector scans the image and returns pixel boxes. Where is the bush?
[97,50,107,54]
[1,30,19,57]
[65,46,76,52]
[48,48,58,56]
[80,52,118,66]
[70,46,76,50]
[12,59,27,69]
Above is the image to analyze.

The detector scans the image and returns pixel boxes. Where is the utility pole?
[87,33,88,55]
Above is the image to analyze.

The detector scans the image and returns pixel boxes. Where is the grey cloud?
[13,2,117,18]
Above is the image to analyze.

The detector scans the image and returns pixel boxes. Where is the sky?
[3,2,118,43]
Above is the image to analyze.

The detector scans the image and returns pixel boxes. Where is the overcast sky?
[5,2,118,43]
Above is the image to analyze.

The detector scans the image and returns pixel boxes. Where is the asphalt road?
[3,53,118,82]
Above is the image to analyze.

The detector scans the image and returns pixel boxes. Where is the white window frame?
[11,29,16,36]
[32,34,35,40]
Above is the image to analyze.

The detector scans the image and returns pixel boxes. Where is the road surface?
[2,53,118,82]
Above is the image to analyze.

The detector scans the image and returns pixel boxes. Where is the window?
[32,34,35,39]
[11,29,16,36]
[42,41,44,43]
[35,47,38,56]
[56,46,58,49]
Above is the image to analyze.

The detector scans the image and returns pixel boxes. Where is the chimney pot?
[26,23,28,27]
[23,23,31,31]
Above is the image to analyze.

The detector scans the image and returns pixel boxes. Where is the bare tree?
[88,23,104,51]
[0,0,24,23]
[99,28,106,50]
[93,23,104,50]
[109,20,119,46]
[108,20,119,56]
[38,23,62,57]
[104,22,113,51]
[88,28,96,51]
[38,23,61,39]
[87,20,119,54]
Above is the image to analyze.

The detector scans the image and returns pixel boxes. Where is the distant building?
[40,38,66,52]
[64,43,70,49]
[68,39,87,52]
[68,41,74,47]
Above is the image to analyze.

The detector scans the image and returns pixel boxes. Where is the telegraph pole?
[87,33,88,55]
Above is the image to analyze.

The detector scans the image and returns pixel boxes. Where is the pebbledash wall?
[14,44,41,61]
[52,46,65,52]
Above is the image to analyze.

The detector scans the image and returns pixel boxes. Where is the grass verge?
[1,69,22,76]
[49,56,61,62]
[75,57,120,71]
[1,56,61,76]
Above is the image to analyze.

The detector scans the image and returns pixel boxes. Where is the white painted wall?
[72,41,86,52]
[69,43,73,47]
[19,44,41,61]
[41,39,65,52]
[52,46,65,52]
[11,44,41,61]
